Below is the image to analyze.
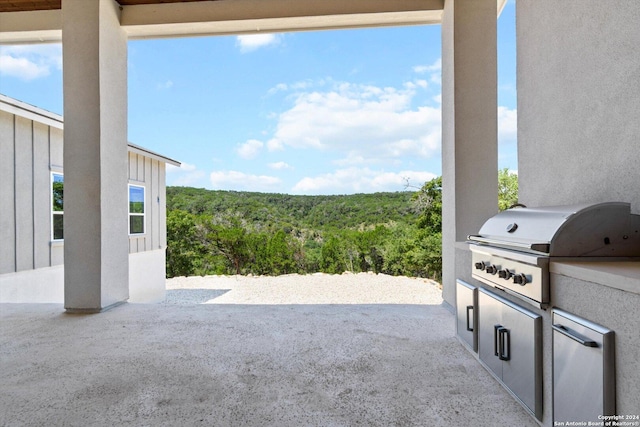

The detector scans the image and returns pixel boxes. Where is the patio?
[0,277,536,426]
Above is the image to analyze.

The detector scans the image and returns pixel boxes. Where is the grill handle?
[467,235,550,254]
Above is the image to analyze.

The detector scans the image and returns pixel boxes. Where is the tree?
[498,168,519,211]
[201,217,251,275]
[166,210,202,277]
[320,236,346,274]
[266,230,297,275]
[412,176,442,234]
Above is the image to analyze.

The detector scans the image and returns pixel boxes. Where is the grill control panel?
[470,248,549,309]
[474,261,528,285]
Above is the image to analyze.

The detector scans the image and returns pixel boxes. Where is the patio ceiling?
[0,0,505,43]
[0,0,216,12]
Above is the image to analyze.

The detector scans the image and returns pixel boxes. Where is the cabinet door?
[456,280,477,352]
[501,302,542,420]
[478,289,503,378]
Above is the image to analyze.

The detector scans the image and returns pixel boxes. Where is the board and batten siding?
[0,101,172,276]
[0,109,64,275]
[128,151,167,254]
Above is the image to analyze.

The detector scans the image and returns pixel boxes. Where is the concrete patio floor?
[0,278,538,426]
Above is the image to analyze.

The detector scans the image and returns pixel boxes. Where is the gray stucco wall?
[517,0,640,214]
[513,1,640,423]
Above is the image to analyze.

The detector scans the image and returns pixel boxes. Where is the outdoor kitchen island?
[456,203,640,427]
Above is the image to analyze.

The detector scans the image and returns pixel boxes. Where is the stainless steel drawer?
[553,309,615,423]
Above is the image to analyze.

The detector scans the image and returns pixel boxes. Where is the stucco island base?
[0,273,536,426]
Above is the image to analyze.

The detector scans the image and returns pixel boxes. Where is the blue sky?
[0,1,517,195]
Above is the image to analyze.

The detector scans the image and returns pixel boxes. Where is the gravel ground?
[164,272,444,305]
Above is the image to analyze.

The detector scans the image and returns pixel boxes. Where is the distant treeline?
[166,169,518,280]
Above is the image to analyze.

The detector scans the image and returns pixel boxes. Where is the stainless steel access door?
[456,280,477,352]
[478,288,543,420]
[553,309,615,423]
[478,289,504,376]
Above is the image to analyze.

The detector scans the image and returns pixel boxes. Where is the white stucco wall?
[517,0,640,214]
[441,0,498,308]
[0,250,166,304]
[0,265,64,303]
[128,249,167,303]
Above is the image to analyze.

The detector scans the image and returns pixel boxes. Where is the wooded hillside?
[165,170,517,280]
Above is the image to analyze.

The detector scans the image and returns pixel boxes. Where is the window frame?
[51,172,64,241]
[128,184,146,236]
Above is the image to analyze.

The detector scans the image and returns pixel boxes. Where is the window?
[52,173,64,240]
[129,184,145,235]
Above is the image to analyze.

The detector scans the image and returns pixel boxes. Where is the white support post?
[62,0,129,312]
[441,0,498,306]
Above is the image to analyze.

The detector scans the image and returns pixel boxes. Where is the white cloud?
[0,44,62,81]
[236,139,264,159]
[291,168,437,195]
[236,34,281,53]
[167,162,196,173]
[266,81,442,163]
[267,83,289,96]
[413,58,442,86]
[166,162,207,186]
[413,58,441,74]
[157,80,173,89]
[172,171,206,187]
[498,106,517,145]
[268,161,292,170]
[267,139,285,151]
[267,79,315,96]
[210,170,282,191]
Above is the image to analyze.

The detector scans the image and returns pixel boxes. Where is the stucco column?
[62,0,129,312]
[441,0,498,306]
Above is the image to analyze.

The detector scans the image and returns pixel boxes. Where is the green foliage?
[200,217,251,275]
[52,181,64,211]
[320,236,346,274]
[498,168,519,211]
[264,230,298,275]
[164,172,516,280]
[412,176,442,234]
[166,210,203,277]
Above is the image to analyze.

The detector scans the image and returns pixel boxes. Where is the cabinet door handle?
[553,324,598,347]
[498,327,511,361]
[494,324,502,357]
[466,305,474,331]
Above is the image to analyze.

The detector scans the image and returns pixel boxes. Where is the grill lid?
[468,202,640,257]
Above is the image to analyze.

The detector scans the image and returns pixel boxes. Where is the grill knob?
[513,274,528,285]
[498,269,513,280]
[485,265,497,275]
[474,262,486,271]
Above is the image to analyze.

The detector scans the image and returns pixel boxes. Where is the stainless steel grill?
[467,202,640,308]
